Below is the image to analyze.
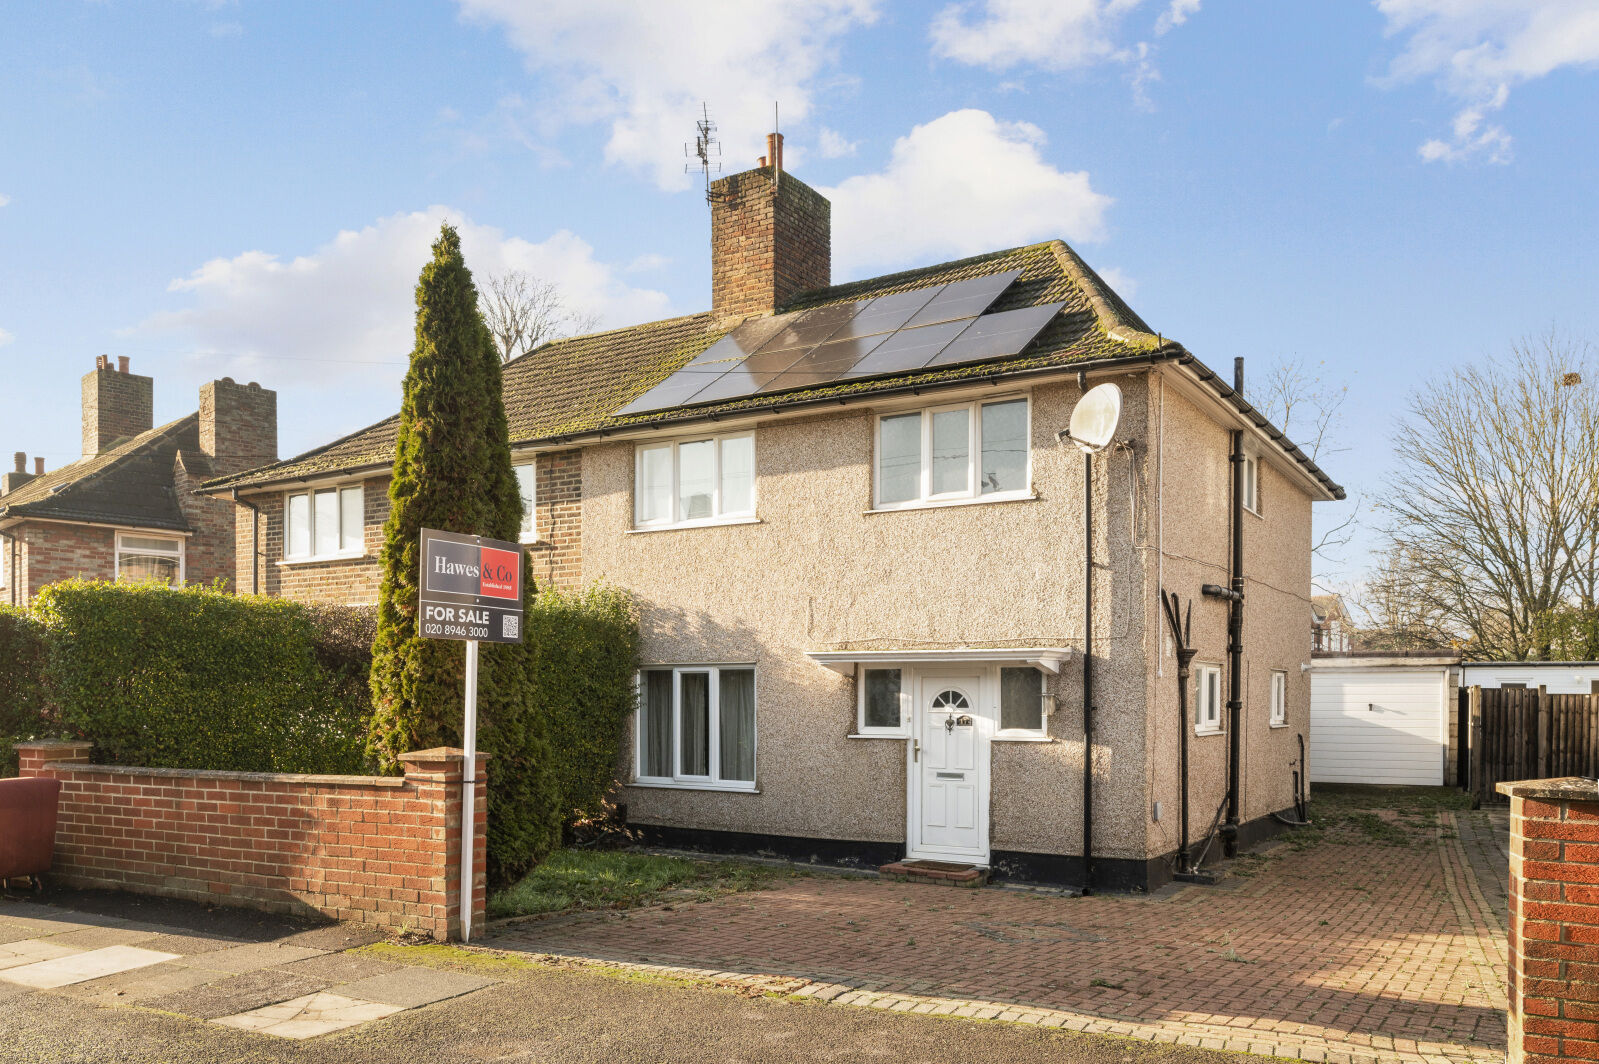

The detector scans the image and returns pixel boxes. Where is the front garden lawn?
[489,849,800,919]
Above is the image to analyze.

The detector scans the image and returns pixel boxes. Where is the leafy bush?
[0,605,51,776]
[32,581,370,775]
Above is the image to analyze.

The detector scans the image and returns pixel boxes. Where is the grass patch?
[1280,785,1477,852]
[487,849,796,919]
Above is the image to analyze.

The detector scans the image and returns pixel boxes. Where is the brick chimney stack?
[82,356,154,457]
[199,378,277,478]
[2,452,36,496]
[709,134,830,323]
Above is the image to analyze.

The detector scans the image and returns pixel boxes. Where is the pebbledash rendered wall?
[15,740,485,941]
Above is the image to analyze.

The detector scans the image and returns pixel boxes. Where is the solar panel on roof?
[901,270,1021,329]
[756,333,890,392]
[755,301,861,352]
[925,301,1067,369]
[679,345,803,405]
[838,318,971,380]
[825,286,943,342]
[614,364,731,415]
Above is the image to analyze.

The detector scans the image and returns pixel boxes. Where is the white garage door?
[1310,670,1446,785]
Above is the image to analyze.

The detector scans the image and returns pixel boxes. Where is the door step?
[879,860,989,888]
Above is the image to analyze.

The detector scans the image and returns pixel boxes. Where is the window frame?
[1269,669,1287,727]
[873,394,1033,510]
[114,532,186,586]
[514,459,538,544]
[1242,453,1261,516]
[634,664,758,792]
[283,484,365,562]
[994,665,1050,739]
[855,666,911,738]
[1195,662,1224,735]
[632,431,757,530]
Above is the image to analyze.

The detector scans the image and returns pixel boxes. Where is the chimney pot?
[758,155,767,167]
[33,457,43,476]
[118,356,130,374]
[96,355,109,371]
[766,132,783,172]
[12,452,24,474]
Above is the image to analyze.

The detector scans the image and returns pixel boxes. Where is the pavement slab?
[50,961,222,1005]
[333,966,497,1009]
[271,952,405,984]
[0,940,83,971]
[174,942,327,974]
[134,932,244,956]
[213,991,404,1039]
[41,926,161,951]
[0,946,180,989]
[276,925,388,952]
[146,968,331,1020]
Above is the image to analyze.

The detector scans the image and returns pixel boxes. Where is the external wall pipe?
[1224,427,1245,854]
[1161,591,1196,871]
[1081,441,1095,895]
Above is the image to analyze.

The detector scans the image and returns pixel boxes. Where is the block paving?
[486,808,1511,1063]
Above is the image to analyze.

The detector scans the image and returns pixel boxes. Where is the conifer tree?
[368,224,560,883]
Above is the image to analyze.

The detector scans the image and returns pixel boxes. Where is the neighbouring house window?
[1196,663,1223,734]
[875,396,1030,508]
[857,668,909,736]
[515,461,537,542]
[998,667,1046,735]
[115,533,184,586]
[637,665,756,789]
[1270,670,1287,727]
[285,486,364,560]
[1501,682,1527,690]
[634,433,755,528]
[1242,454,1261,515]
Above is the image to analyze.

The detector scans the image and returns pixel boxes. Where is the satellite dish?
[1068,383,1122,453]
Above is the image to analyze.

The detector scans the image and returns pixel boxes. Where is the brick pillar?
[14,740,94,777]
[400,748,489,942]
[1500,777,1599,1063]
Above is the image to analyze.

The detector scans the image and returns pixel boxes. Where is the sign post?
[416,527,525,943]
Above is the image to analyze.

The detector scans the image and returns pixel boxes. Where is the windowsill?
[627,780,759,794]
[865,491,1038,515]
[1245,506,1263,519]
[1269,721,1289,729]
[993,734,1056,743]
[848,732,909,740]
[278,552,370,567]
[627,516,762,534]
[1194,726,1224,737]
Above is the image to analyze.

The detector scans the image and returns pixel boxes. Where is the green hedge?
[31,581,371,775]
[0,605,51,777]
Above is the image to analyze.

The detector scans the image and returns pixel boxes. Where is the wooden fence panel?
[1473,686,1599,803]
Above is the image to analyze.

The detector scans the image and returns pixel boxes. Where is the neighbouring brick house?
[0,357,276,605]
[201,138,1343,890]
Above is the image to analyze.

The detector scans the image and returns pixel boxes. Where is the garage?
[1309,657,1457,786]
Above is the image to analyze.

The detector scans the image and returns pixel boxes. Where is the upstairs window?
[116,533,184,586]
[876,396,1030,508]
[515,461,537,542]
[634,432,755,528]
[1242,454,1261,515]
[285,486,364,560]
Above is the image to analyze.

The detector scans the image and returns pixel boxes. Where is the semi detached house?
[200,142,1343,891]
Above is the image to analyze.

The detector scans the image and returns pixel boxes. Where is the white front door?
[908,672,990,862]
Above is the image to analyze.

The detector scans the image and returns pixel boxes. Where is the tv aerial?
[686,103,725,205]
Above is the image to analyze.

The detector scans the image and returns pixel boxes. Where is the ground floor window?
[1270,669,1287,726]
[115,533,184,586]
[998,667,1046,735]
[637,665,756,790]
[1196,663,1223,734]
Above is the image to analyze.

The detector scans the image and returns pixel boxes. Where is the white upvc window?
[515,461,537,543]
[636,665,757,790]
[875,395,1030,509]
[1195,663,1223,734]
[856,667,911,737]
[285,485,364,561]
[115,533,185,586]
[1242,454,1261,515]
[634,432,755,529]
[996,666,1049,737]
[1270,669,1287,727]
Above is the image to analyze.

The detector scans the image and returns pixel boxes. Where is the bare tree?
[1247,355,1358,569]
[1349,546,1459,652]
[479,270,601,363]
[1378,331,1599,660]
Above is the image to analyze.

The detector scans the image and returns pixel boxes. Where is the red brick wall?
[1502,781,1599,1063]
[12,521,117,602]
[531,449,582,591]
[17,741,486,941]
[176,457,237,591]
[710,166,831,320]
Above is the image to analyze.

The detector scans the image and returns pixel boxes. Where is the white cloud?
[1095,266,1138,300]
[1155,0,1200,35]
[625,252,671,273]
[0,193,10,207]
[930,0,1145,71]
[0,328,13,348]
[136,207,671,385]
[817,126,858,158]
[820,109,1112,278]
[1377,0,1599,163]
[456,0,879,189]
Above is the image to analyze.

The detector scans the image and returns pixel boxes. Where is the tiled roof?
[0,415,201,531]
[198,239,1342,500]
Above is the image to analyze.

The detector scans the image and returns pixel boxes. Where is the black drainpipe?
[1161,591,1196,871]
[1224,357,1246,854]
[231,489,262,595]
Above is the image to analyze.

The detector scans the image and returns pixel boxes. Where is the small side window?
[858,668,908,736]
[1270,670,1287,727]
[1196,664,1223,734]
[998,667,1046,735]
[1243,455,1261,515]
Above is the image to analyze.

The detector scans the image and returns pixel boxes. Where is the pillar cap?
[1497,777,1599,802]
[13,740,94,752]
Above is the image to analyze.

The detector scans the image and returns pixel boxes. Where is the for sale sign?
[417,527,525,643]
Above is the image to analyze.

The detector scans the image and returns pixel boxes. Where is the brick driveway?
[485,802,1510,1064]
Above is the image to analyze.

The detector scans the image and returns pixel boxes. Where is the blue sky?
[2,1,1596,590]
